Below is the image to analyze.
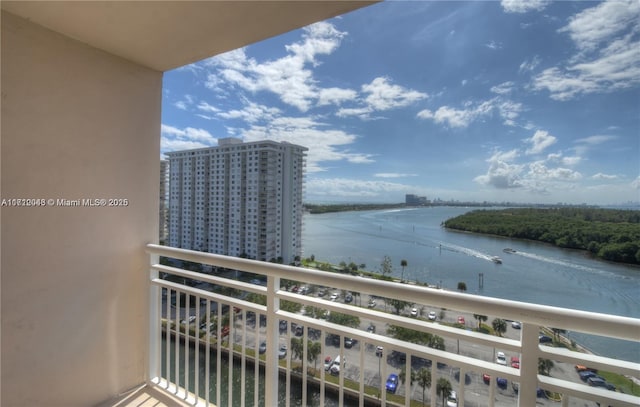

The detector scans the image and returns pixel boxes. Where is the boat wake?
[437,242,502,263]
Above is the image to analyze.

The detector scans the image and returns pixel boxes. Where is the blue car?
[385,373,399,394]
[579,370,600,382]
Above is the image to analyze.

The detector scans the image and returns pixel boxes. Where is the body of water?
[302,206,640,363]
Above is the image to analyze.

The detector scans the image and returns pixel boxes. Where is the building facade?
[160,160,169,243]
[167,138,307,264]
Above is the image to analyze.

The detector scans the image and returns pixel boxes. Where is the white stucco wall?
[1,11,161,406]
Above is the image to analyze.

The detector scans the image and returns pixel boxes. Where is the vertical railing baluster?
[320,330,326,407]
[359,341,365,407]
[240,309,246,407]
[265,275,280,407]
[174,290,180,394]
[184,293,190,399]
[165,288,171,386]
[227,304,233,406]
[302,327,308,406]
[194,296,200,402]
[205,300,211,406]
[519,322,540,406]
[216,302,222,407]
[254,312,261,407]
[149,254,160,385]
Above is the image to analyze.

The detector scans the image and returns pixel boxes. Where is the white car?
[446,390,458,406]
[410,307,418,317]
[428,311,437,321]
[511,320,521,329]
[329,292,339,301]
[496,351,507,365]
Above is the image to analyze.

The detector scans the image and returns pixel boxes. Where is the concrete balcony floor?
[99,385,194,407]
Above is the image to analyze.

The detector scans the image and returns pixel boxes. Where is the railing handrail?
[147,244,639,341]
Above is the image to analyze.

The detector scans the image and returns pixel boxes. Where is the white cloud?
[237,116,374,172]
[528,161,582,182]
[306,178,411,199]
[490,81,515,95]
[204,22,347,112]
[575,134,617,145]
[161,124,217,153]
[362,77,428,111]
[474,149,524,189]
[632,176,640,189]
[592,173,618,180]
[417,100,493,128]
[501,0,551,14]
[519,56,541,73]
[484,41,502,50]
[374,173,418,178]
[559,0,640,52]
[197,101,220,113]
[573,134,617,155]
[532,0,640,100]
[317,87,358,107]
[174,101,188,110]
[217,101,281,124]
[525,130,557,155]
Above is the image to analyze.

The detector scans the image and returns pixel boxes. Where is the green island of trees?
[443,208,640,265]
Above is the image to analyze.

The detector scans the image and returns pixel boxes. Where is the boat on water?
[491,256,503,264]
[503,248,516,254]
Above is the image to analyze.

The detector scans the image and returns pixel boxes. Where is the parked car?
[330,292,339,301]
[579,370,601,382]
[324,356,333,371]
[367,324,376,333]
[587,377,616,390]
[428,311,437,321]
[278,345,287,359]
[344,337,353,348]
[259,341,267,354]
[482,373,491,384]
[385,373,399,394]
[446,390,458,407]
[368,299,376,308]
[344,293,353,303]
[575,364,597,373]
[496,351,507,365]
[410,307,418,317]
[539,335,552,343]
[496,377,508,388]
[511,321,521,329]
[510,356,520,369]
[457,316,465,324]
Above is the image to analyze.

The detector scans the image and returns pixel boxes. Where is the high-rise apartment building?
[167,138,307,264]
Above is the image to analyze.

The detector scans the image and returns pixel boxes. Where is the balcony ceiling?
[1,1,376,72]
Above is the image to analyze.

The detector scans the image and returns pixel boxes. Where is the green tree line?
[443,208,640,265]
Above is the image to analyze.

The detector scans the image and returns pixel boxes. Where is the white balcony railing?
[147,244,640,407]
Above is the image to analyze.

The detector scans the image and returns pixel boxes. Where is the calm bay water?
[302,206,640,363]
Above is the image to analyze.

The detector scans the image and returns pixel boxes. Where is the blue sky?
[161,0,640,205]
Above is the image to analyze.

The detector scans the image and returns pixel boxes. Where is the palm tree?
[400,259,408,281]
[307,341,321,373]
[538,358,555,376]
[551,327,566,341]
[474,314,488,330]
[436,377,452,406]
[416,368,431,406]
[492,318,507,337]
[457,281,467,292]
[398,365,416,396]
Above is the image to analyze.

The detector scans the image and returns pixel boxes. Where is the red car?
[511,356,520,369]
[482,373,491,384]
[457,316,465,324]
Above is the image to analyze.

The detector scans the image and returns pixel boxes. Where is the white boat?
[503,248,516,254]
[491,256,502,264]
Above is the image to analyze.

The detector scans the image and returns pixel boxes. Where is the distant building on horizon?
[406,194,428,206]
[167,138,307,264]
